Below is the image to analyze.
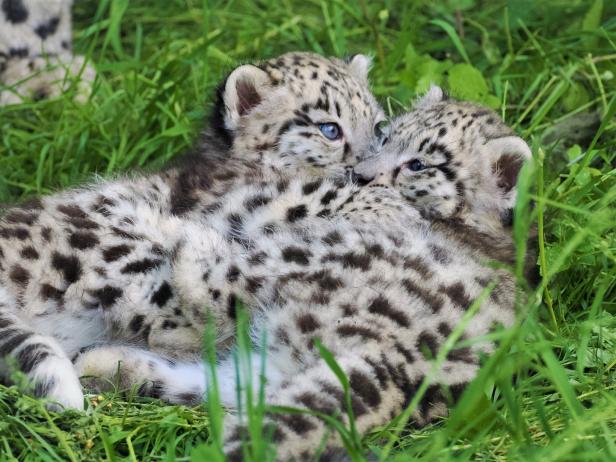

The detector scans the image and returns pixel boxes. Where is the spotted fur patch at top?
[0,0,96,106]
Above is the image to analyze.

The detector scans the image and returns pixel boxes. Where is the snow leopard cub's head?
[355,86,532,231]
[210,51,386,178]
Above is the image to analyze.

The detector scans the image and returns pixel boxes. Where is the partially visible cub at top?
[168,51,385,215]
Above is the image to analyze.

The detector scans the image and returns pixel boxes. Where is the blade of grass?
[430,19,471,64]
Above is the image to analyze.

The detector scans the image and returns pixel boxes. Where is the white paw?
[33,357,85,411]
[46,380,85,411]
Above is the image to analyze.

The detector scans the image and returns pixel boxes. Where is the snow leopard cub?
[75,87,533,461]
[0,51,385,409]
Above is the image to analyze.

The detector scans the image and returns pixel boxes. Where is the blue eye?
[319,123,342,140]
[407,159,425,171]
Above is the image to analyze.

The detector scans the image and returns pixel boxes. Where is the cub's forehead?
[261,52,356,86]
[259,52,379,114]
[390,100,513,144]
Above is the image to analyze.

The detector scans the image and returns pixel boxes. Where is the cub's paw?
[43,379,85,412]
[32,361,85,411]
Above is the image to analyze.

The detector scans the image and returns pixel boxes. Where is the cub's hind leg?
[0,287,84,410]
[220,355,390,461]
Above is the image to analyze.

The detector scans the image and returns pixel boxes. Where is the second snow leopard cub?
[76,87,533,461]
[0,51,384,409]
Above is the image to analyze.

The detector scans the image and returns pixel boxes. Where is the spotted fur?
[0,0,95,105]
[75,89,533,460]
[0,51,383,410]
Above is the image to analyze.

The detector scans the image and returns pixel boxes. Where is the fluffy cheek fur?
[238,93,350,176]
[277,131,347,175]
[397,170,459,218]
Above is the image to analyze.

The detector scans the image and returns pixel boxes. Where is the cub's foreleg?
[0,287,84,409]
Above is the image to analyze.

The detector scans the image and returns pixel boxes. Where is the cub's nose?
[352,159,379,185]
[354,151,397,186]
[349,170,373,185]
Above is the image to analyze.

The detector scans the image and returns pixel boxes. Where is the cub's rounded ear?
[346,54,373,82]
[219,64,272,132]
[415,85,445,109]
[486,136,532,193]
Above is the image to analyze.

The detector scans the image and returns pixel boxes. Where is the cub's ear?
[217,64,273,132]
[414,85,445,109]
[486,136,532,193]
[346,54,372,82]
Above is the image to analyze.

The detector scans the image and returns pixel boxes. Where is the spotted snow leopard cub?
[0,51,385,409]
[75,87,533,461]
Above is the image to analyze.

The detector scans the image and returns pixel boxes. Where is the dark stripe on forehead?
[418,138,430,153]
[293,110,313,124]
[315,97,330,112]
[277,117,310,137]
[426,142,452,161]
[324,79,368,109]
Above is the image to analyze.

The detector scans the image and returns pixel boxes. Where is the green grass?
[1,0,615,460]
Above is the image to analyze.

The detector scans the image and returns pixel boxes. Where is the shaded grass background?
[0,0,615,460]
